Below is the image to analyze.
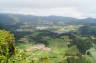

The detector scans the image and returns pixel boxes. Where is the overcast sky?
[0,0,96,18]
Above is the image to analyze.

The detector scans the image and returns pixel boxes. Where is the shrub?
[0,30,15,62]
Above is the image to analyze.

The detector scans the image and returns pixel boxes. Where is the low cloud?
[0,0,96,18]
[0,8,85,18]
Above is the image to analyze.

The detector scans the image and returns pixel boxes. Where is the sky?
[0,0,96,18]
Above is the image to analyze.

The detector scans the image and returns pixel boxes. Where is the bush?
[0,30,15,62]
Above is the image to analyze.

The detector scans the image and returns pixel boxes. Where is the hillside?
[0,14,96,26]
[0,13,96,63]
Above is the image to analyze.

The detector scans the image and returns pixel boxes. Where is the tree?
[72,35,93,54]
[78,25,96,36]
[0,30,15,62]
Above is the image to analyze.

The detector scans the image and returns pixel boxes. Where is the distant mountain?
[0,13,96,31]
[0,13,96,26]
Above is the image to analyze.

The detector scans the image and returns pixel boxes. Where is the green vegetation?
[0,30,15,63]
[0,28,96,63]
[0,14,96,63]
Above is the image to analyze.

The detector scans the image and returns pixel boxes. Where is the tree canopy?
[0,30,15,60]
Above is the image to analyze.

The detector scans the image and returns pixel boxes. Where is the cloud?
[0,0,96,18]
[0,7,85,18]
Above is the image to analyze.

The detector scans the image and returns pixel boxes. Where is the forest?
[0,14,96,63]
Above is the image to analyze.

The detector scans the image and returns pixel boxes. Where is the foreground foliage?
[0,30,15,63]
[0,29,96,63]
